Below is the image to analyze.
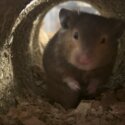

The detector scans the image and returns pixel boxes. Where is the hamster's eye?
[73,31,79,40]
[100,36,107,44]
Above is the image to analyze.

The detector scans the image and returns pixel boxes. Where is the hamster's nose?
[76,53,92,65]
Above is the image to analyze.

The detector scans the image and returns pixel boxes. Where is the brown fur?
[43,8,125,109]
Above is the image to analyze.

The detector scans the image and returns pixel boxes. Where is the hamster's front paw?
[63,77,81,91]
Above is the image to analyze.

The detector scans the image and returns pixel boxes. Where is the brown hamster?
[43,8,125,108]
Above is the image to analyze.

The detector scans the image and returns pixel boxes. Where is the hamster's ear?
[59,8,76,29]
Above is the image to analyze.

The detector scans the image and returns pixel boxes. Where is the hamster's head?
[59,8,125,71]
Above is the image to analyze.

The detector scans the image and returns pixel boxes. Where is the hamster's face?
[59,9,124,71]
[66,29,117,71]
